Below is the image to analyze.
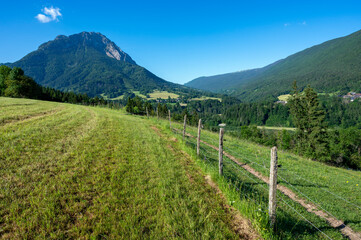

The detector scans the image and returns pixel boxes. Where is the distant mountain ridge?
[6,32,183,97]
[186,29,361,101]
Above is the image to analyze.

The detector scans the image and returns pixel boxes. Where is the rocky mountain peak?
[39,32,136,65]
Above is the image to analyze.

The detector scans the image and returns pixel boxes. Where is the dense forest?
[0,66,116,107]
[125,84,361,170]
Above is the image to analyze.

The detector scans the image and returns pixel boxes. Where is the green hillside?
[185,68,265,92]
[0,97,260,239]
[3,97,361,239]
[7,32,187,97]
[186,29,361,101]
[170,121,361,239]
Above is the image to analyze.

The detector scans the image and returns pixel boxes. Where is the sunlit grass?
[0,97,242,239]
[148,90,180,99]
[169,119,360,239]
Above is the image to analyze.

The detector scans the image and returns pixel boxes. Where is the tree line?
[2,65,359,169]
[126,83,361,169]
[0,66,119,107]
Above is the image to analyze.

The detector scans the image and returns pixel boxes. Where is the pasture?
[0,97,257,239]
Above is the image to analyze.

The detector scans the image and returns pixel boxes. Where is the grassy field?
[0,97,258,239]
[132,90,148,98]
[257,126,296,131]
[102,90,220,102]
[170,120,361,239]
[190,96,222,102]
[277,94,291,101]
[147,90,179,100]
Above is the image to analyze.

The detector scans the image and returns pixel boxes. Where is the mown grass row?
[168,119,361,239]
[0,98,62,124]
[0,97,252,239]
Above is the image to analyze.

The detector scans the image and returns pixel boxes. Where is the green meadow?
[0,97,255,239]
[170,120,361,239]
[2,96,361,239]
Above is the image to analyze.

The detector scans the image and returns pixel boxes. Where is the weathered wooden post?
[157,107,159,120]
[219,128,224,175]
[146,107,149,118]
[197,119,202,155]
[269,146,278,228]
[169,110,171,129]
[183,114,187,140]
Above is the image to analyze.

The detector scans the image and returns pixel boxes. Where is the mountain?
[185,29,361,101]
[7,32,184,97]
[187,68,263,92]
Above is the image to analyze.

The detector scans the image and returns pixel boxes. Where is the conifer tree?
[289,81,329,160]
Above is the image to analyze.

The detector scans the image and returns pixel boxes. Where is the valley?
[1,24,361,240]
[2,2,361,239]
[1,97,361,239]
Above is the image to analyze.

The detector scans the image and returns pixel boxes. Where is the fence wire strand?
[279,197,333,240]
[277,174,347,227]
[170,125,357,239]
[282,169,361,211]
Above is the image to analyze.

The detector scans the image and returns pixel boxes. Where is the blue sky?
[1,1,361,84]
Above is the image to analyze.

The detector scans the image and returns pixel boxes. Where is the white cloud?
[35,7,61,23]
[301,21,307,25]
[284,23,291,27]
[35,14,52,23]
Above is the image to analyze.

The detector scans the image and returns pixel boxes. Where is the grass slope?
[0,97,252,239]
[170,120,361,239]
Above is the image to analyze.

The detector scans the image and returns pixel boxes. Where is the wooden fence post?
[183,114,187,140]
[169,110,171,129]
[146,107,149,118]
[197,119,202,155]
[269,146,278,228]
[157,107,159,120]
[219,128,224,175]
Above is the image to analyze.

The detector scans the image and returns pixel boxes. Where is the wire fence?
[167,121,361,240]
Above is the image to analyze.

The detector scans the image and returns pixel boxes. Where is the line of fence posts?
[183,114,187,140]
[219,128,224,176]
[169,110,171,129]
[146,107,149,118]
[269,146,278,228]
[171,116,279,228]
[157,107,159,120]
[216,128,278,227]
[197,119,202,156]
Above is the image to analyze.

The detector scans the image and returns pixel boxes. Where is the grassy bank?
[0,97,256,239]
[169,120,361,239]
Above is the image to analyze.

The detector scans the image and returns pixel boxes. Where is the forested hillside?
[185,68,264,92]
[186,29,361,101]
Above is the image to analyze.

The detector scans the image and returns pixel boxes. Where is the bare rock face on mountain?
[8,32,178,97]
[40,32,136,64]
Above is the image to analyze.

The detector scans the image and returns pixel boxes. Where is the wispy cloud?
[35,7,62,23]
[284,21,307,27]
